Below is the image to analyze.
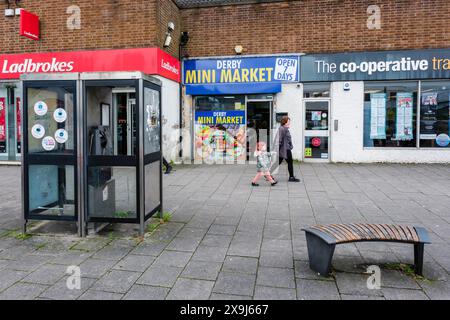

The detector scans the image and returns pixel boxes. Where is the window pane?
[144,87,160,154]
[194,95,245,111]
[145,161,160,216]
[363,82,418,148]
[304,137,329,159]
[303,83,330,98]
[27,86,74,154]
[420,81,450,148]
[87,166,136,220]
[28,165,75,218]
[305,101,329,130]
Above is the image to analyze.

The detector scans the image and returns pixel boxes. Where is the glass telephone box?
[21,72,162,236]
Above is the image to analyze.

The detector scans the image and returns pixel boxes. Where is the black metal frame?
[23,80,78,222]
[303,226,431,276]
[83,80,140,224]
[142,80,163,221]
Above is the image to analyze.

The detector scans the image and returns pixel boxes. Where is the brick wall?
[0,0,180,57]
[158,0,181,58]
[180,0,450,57]
[2,0,449,58]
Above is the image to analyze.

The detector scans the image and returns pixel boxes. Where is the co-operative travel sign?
[183,55,300,95]
[301,48,450,81]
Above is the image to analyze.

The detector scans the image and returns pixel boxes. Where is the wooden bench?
[302,223,431,276]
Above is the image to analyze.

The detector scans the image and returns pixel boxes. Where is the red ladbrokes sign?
[0,48,180,82]
[20,10,40,41]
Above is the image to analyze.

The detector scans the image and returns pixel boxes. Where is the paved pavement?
[0,163,450,300]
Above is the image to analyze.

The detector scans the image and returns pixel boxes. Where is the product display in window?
[420,81,450,148]
[364,82,417,148]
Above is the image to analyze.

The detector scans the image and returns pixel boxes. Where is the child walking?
[252,142,277,186]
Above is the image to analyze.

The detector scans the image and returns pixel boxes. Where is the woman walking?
[278,116,300,182]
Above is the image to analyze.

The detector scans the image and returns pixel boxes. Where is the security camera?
[167,22,175,32]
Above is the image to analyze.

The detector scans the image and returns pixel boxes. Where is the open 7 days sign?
[0,48,181,82]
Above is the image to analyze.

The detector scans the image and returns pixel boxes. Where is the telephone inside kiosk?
[86,87,138,220]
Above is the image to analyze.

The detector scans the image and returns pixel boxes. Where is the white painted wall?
[331,81,450,163]
[155,76,180,163]
[274,83,303,160]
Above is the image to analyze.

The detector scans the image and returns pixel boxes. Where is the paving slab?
[213,272,256,296]
[166,278,215,300]
[137,264,183,288]
[0,282,48,300]
[123,284,169,300]
[256,267,296,289]
[296,279,340,300]
[181,260,222,281]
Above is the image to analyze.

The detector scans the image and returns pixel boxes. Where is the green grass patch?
[382,262,427,281]
[162,212,172,223]
[4,230,33,240]
[115,211,132,219]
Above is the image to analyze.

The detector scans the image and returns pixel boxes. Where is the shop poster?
[420,92,438,139]
[369,93,386,139]
[194,111,246,162]
[395,92,414,141]
[0,97,5,142]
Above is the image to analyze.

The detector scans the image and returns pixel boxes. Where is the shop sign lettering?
[301,48,450,81]
[183,55,300,95]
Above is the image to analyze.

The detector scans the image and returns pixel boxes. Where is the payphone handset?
[89,126,112,156]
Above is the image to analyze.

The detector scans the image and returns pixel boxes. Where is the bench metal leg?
[414,243,424,276]
[305,232,336,276]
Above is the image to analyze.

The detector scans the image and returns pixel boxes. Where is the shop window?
[303,83,330,98]
[194,95,246,162]
[419,81,450,148]
[363,82,418,148]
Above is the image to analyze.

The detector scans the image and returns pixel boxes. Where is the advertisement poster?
[370,93,387,139]
[420,92,438,139]
[396,92,414,141]
[0,97,5,143]
[194,111,246,162]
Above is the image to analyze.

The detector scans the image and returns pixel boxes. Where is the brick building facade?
[180,0,450,57]
[0,0,181,57]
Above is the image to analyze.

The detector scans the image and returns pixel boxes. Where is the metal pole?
[77,76,86,237]
[20,81,26,235]
[139,78,145,236]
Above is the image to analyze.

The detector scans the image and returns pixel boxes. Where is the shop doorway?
[303,99,330,162]
[246,99,272,161]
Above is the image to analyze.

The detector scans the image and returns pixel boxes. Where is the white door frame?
[302,98,331,163]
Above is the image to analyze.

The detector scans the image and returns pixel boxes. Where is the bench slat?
[407,226,420,242]
[380,224,396,240]
[330,224,355,241]
[399,225,414,241]
[316,225,348,242]
[336,224,361,241]
[385,224,403,241]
